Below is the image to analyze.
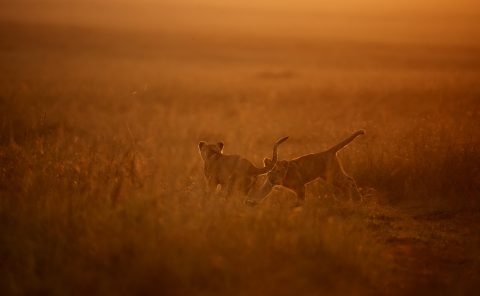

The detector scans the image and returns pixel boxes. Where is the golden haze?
[0,0,479,295]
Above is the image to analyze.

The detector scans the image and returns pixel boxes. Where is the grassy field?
[1,2,480,294]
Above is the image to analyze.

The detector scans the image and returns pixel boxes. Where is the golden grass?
[0,21,479,295]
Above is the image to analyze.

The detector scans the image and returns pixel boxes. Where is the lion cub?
[248,130,365,206]
[198,137,289,197]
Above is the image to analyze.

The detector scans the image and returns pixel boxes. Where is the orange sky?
[1,0,479,45]
[3,0,479,20]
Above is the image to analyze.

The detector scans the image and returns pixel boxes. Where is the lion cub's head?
[246,158,289,205]
[263,158,289,185]
[198,141,224,161]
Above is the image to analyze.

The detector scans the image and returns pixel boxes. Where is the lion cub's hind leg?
[346,176,362,201]
[328,155,362,202]
[333,175,361,202]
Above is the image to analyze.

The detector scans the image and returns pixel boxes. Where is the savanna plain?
[1,1,480,295]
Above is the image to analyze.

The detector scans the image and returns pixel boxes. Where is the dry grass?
[1,18,480,296]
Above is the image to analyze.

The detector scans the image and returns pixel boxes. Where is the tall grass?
[1,22,479,295]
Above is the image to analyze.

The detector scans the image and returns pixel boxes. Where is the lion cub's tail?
[326,130,365,153]
[249,136,289,176]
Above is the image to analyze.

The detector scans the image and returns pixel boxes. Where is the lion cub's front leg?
[293,186,306,207]
[206,177,219,195]
[219,177,234,198]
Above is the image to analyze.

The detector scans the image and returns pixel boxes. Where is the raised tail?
[249,136,289,176]
[326,130,365,153]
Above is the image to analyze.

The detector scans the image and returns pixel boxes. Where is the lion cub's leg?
[328,156,362,202]
[220,176,235,198]
[333,173,362,202]
[293,186,306,207]
[346,176,362,201]
[206,177,219,195]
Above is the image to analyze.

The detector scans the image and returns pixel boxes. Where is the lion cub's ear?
[264,157,272,167]
[217,142,224,151]
[198,141,206,149]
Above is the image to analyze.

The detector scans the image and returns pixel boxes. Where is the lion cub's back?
[221,154,253,175]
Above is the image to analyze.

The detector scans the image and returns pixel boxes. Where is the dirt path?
[368,205,480,295]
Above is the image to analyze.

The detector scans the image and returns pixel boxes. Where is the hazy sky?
[1,0,479,45]
[3,0,479,20]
